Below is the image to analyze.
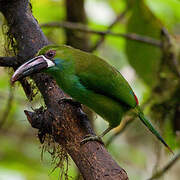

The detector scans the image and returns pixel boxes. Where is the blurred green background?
[0,0,180,179]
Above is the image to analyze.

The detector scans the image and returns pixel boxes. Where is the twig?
[0,56,17,67]
[41,21,162,47]
[161,28,180,78]
[90,7,129,52]
[0,86,14,128]
[148,151,180,180]
[161,28,171,45]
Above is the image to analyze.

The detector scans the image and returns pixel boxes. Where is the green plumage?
[42,45,137,128]
[14,44,172,152]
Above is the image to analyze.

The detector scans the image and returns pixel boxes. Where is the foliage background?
[0,0,179,179]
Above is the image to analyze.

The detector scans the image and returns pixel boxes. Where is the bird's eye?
[45,50,56,59]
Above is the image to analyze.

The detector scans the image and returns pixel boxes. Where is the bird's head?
[11,45,62,84]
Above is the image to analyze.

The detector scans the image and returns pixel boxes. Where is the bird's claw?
[80,134,104,145]
[58,98,81,108]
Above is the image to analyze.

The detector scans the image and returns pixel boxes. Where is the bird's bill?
[11,55,55,84]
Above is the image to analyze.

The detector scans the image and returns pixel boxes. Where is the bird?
[11,44,172,153]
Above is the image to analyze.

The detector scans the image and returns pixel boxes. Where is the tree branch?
[90,7,129,52]
[41,21,162,47]
[24,106,128,180]
[148,151,180,180]
[0,0,128,179]
[161,28,180,78]
[0,56,17,67]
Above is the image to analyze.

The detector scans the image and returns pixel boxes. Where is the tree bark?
[0,0,128,179]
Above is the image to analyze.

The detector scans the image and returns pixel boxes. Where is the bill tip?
[10,77,16,85]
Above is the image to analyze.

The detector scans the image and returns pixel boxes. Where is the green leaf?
[125,0,162,86]
[146,0,180,30]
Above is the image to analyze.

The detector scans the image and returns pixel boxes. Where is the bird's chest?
[56,74,83,98]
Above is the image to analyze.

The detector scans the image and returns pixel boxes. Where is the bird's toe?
[58,98,81,108]
[80,134,104,145]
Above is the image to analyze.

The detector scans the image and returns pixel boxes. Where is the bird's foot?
[80,134,104,145]
[58,97,81,108]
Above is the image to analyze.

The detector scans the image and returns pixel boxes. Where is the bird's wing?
[67,47,138,108]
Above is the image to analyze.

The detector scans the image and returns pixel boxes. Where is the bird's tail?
[135,106,173,154]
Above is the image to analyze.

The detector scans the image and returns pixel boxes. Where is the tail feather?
[135,107,173,154]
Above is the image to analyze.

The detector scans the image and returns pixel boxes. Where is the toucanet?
[11,45,172,153]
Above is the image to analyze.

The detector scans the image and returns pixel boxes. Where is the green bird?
[11,45,172,153]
